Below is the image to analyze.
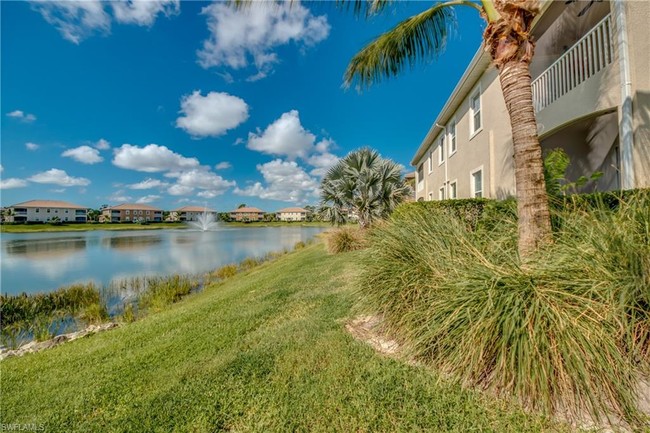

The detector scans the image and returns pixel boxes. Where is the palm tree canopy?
[320,148,411,227]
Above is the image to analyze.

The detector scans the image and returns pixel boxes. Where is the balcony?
[532,14,614,113]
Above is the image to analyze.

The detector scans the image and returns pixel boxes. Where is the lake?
[1,226,328,295]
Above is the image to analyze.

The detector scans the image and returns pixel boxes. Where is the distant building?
[171,206,217,222]
[102,203,163,223]
[229,206,264,222]
[276,207,309,222]
[6,200,88,223]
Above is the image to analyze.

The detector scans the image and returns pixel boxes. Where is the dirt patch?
[345,315,400,356]
[1,322,119,360]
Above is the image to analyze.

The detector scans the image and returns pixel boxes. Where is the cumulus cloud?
[108,190,132,203]
[31,0,179,44]
[113,143,199,173]
[214,161,232,170]
[7,110,36,122]
[111,0,179,26]
[307,151,340,177]
[176,91,249,138]
[234,159,319,203]
[94,138,111,150]
[247,110,317,160]
[25,142,40,151]
[167,168,235,197]
[197,1,329,80]
[28,168,90,186]
[135,194,161,204]
[62,145,104,164]
[127,178,168,190]
[0,178,29,189]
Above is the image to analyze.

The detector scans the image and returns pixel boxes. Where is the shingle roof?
[277,207,308,213]
[11,200,87,209]
[230,207,264,213]
[107,203,162,211]
[174,206,216,212]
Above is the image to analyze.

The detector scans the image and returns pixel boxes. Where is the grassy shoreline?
[0,221,331,233]
[0,243,564,432]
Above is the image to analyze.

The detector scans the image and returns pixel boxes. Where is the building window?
[449,181,457,199]
[146,211,150,215]
[438,135,445,165]
[448,119,457,155]
[439,186,446,200]
[36,209,39,213]
[428,192,433,201]
[126,210,130,215]
[417,164,424,192]
[471,168,483,198]
[470,88,482,135]
[65,210,68,213]
[47,209,51,213]
[428,150,433,173]
[139,210,143,215]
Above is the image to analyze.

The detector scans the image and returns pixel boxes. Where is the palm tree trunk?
[497,60,552,259]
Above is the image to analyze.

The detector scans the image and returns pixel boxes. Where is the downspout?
[613,0,635,189]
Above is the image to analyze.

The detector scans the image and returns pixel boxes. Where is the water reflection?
[1,227,327,295]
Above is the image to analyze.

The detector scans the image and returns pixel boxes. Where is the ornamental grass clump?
[325,226,366,254]
[358,195,649,427]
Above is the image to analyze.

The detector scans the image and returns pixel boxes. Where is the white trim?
[437,134,445,166]
[449,179,458,199]
[438,185,446,200]
[428,149,434,173]
[428,192,433,201]
[469,85,483,139]
[447,117,457,157]
[470,166,484,198]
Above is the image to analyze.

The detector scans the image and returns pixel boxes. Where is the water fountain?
[188,208,219,231]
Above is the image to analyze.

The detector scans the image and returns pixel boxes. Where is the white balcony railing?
[532,14,614,113]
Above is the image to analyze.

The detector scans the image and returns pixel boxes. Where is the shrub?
[138,275,197,311]
[358,198,649,426]
[294,241,307,250]
[213,264,238,280]
[120,303,137,323]
[324,226,366,254]
[79,303,109,325]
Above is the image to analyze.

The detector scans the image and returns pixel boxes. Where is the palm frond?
[344,3,458,88]
[335,0,396,17]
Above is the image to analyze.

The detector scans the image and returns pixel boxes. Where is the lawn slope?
[1,244,565,432]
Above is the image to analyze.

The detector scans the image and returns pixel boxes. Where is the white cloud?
[25,142,40,151]
[31,0,111,44]
[50,188,66,193]
[234,159,319,203]
[176,91,249,138]
[31,0,179,44]
[167,168,235,197]
[108,190,132,203]
[307,151,340,177]
[0,178,29,189]
[214,161,232,170]
[247,110,316,160]
[111,0,179,26]
[197,1,329,80]
[113,144,199,173]
[62,145,104,164]
[28,168,90,187]
[94,138,111,150]
[7,110,36,122]
[135,194,161,204]
[127,178,168,190]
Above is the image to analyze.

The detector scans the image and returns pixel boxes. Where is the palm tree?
[342,0,551,259]
[320,148,412,229]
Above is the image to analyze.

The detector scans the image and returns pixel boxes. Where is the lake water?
[1,226,328,295]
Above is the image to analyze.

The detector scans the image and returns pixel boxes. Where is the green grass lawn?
[0,244,567,432]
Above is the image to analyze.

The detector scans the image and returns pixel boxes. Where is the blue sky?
[1,0,484,212]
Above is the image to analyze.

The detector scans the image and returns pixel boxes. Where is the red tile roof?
[11,200,87,209]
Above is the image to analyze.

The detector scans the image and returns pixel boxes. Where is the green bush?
[214,264,238,280]
[324,226,366,254]
[138,275,198,311]
[358,196,649,426]
[239,257,262,271]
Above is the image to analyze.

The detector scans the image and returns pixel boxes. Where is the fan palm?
[342,0,551,260]
[320,148,411,228]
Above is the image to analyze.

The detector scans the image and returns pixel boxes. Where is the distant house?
[171,206,217,222]
[102,203,163,223]
[6,200,88,223]
[229,206,264,222]
[276,207,309,222]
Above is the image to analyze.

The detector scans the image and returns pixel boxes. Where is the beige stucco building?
[6,200,87,223]
[229,207,265,222]
[102,203,163,222]
[171,206,218,222]
[276,207,309,222]
[412,0,649,201]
